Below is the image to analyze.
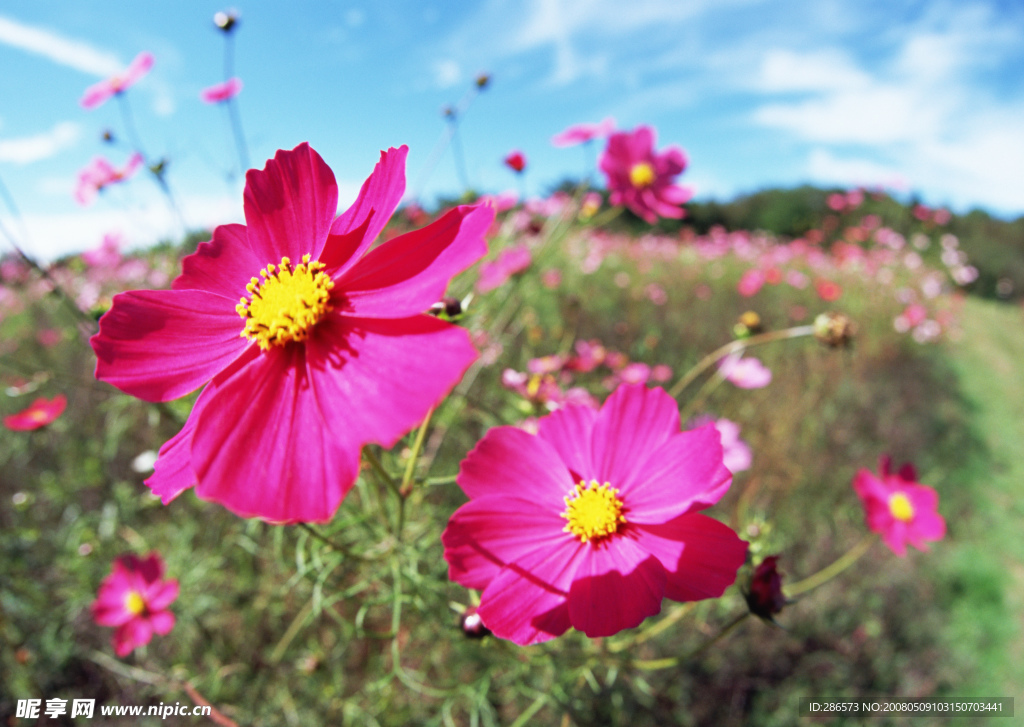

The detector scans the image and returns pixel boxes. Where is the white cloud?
[0,122,81,164]
[434,59,462,88]
[756,49,870,93]
[806,149,909,190]
[0,15,120,76]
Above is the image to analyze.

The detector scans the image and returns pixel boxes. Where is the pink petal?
[320,146,408,275]
[535,403,600,482]
[590,384,680,491]
[632,514,748,601]
[122,51,155,87]
[172,224,261,299]
[567,537,666,637]
[135,553,164,583]
[910,510,946,543]
[624,423,733,523]
[338,203,493,318]
[80,81,114,110]
[443,496,573,591]
[191,345,360,523]
[92,289,249,402]
[243,143,338,264]
[114,619,152,656]
[477,541,588,645]
[456,425,575,508]
[882,521,909,557]
[92,598,132,627]
[149,611,175,636]
[145,580,179,611]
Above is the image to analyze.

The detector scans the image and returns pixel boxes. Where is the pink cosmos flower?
[737,268,766,297]
[82,233,123,268]
[200,77,243,104]
[853,456,945,557]
[815,278,842,301]
[75,153,145,206]
[598,125,692,224]
[714,418,752,474]
[91,143,494,523]
[476,244,531,292]
[719,354,772,389]
[443,384,747,645]
[4,395,67,431]
[551,117,615,147]
[503,150,526,173]
[91,553,178,657]
[81,52,155,110]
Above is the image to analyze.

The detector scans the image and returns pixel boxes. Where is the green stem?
[631,612,750,671]
[296,522,365,561]
[667,325,816,399]
[363,447,399,496]
[785,532,877,598]
[586,204,623,227]
[400,407,434,497]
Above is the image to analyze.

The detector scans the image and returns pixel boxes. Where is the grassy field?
[1,201,1022,725]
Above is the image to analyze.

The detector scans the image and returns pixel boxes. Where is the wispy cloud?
[0,15,120,76]
[0,122,81,164]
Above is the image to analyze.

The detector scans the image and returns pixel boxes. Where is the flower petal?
[149,610,175,636]
[456,425,575,508]
[567,537,666,637]
[320,146,408,275]
[477,541,587,645]
[92,289,249,402]
[338,203,493,318]
[624,423,733,524]
[590,384,680,491]
[191,345,359,523]
[632,514,747,602]
[243,143,338,263]
[146,579,179,611]
[172,224,260,299]
[114,620,152,656]
[535,403,600,483]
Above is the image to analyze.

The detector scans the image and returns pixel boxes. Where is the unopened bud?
[214,10,239,32]
[745,555,786,621]
[475,72,492,89]
[814,311,856,347]
[461,607,491,638]
[428,296,463,319]
[733,310,763,338]
[101,129,115,143]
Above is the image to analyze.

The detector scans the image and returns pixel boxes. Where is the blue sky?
[1,0,1022,259]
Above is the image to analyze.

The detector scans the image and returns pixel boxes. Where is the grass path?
[945,297,1024,702]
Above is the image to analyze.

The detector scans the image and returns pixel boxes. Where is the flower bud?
[733,310,763,338]
[814,311,856,348]
[475,72,492,89]
[460,607,491,638]
[745,555,786,620]
[428,296,463,319]
[214,10,239,32]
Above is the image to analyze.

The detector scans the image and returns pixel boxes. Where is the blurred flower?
[36,329,62,348]
[617,362,650,385]
[733,310,763,338]
[565,339,607,372]
[551,117,615,147]
[599,125,691,224]
[853,456,945,556]
[813,311,856,348]
[745,555,786,620]
[645,282,667,305]
[82,233,123,268]
[826,193,846,212]
[503,150,526,173]
[714,418,752,474]
[200,77,243,104]
[4,395,66,431]
[477,244,531,292]
[578,191,603,220]
[479,190,518,213]
[651,364,672,383]
[737,268,765,297]
[92,143,493,523]
[75,153,144,206]
[81,52,154,110]
[442,384,747,644]
[814,278,842,302]
[91,553,178,657]
[541,268,562,288]
[719,354,772,389]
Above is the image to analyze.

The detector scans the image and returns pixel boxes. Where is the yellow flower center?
[124,591,145,616]
[561,480,626,543]
[29,409,49,423]
[889,492,915,522]
[236,255,334,350]
[629,162,656,188]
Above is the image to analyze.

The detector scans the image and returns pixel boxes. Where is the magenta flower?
[91,143,494,523]
[476,243,531,292]
[719,353,772,389]
[92,553,178,657]
[853,456,946,556]
[551,117,615,147]
[75,153,144,206]
[503,150,527,173]
[82,233,123,268]
[4,395,66,431]
[598,125,692,224]
[714,418,752,474]
[443,384,747,645]
[200,77,243,104]
[81,52,154,110]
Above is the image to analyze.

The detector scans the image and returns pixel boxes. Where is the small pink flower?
[37,329,63,348]
[714,418,752,474]
[91,552,178,657]
[651,364,672,383]
[541,268,562,288]
[477,244,531,292]
[827,193,846,212]
[815,278,842,302]
[4,395,66,430]
[91,143,493,523]
[82,233,123,268]
[200,77,243,104]
[81,52,154,110]
[853,456,946,556]
[737,268,765,297]
[75,154,144,206]
[480,190,519,213]
[617,362,650,385]
[566,339,607,372]
[599,126,692,224]
[551,117,616,147]
[443,384,747,644]
[719,354,772,389]
[503,150,527,173]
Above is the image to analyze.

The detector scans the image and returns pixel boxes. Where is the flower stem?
[586,204,623,227]
[784,532,877,598]
[363,447,399,496]
[400,407,434,497]
[631,611,750,671]
[667,325,816,399]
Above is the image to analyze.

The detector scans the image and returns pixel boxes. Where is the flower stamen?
[889,492,915,522]
[124,590,145,615]
[236,254,334,350]
[629,162,656,188]
[562,480,626,543]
